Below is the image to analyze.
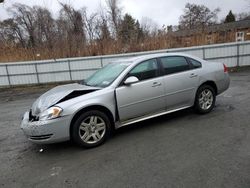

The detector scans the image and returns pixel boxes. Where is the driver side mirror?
[124,76,139,85]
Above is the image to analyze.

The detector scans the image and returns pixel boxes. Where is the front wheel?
[194,85,216,114]
[72,110,111,148]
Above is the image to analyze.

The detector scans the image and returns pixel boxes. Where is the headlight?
[39,107,63,121]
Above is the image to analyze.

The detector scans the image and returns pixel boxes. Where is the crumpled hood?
[31,83,99,116]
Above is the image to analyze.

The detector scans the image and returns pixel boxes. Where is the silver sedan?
[21,53,230,148]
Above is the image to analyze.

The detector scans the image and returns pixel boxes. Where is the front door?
[116,59,165,122]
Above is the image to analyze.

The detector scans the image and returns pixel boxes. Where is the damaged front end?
[30,83,99,121]
[21,109,72,143]
[21,83,100,144]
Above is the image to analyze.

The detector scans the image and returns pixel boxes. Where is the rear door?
[116,59,166,122]
[159,56,200,110]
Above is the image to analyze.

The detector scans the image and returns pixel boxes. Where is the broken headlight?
[39,107,63,121]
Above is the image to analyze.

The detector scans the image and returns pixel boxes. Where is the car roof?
[112,53,204,64]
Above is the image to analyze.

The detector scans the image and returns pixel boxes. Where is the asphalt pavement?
[0,70,250,188]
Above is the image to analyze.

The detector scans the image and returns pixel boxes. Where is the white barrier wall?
[0,41,250,87]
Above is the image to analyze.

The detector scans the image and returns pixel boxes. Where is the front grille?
[29,110,39,122]
[29,134,53,140]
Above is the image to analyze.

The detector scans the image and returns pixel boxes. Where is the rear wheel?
[72,110,111,148]
[195,85,216,114]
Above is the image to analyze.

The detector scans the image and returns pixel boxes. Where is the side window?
[160,56,190,75]
[129,59,158,81]
[189,58,202,69]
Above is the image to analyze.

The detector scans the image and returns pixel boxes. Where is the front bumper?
[20,111,71,144]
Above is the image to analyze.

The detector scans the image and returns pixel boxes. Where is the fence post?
[236,43,240,67]
[68,60,72,81]
[100,57,103,67]
[5,64,11,87]
[34,63,40,84]
[202,47,206,60]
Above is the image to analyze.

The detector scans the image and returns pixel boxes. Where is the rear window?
[160,56,190,75]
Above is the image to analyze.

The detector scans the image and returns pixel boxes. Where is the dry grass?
[0,35,175,62]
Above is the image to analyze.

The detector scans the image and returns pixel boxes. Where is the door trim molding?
[115,105,191,129]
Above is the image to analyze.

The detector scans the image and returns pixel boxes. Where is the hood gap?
[57,90,98,104]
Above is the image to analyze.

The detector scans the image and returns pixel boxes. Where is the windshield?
[83,62,130,88]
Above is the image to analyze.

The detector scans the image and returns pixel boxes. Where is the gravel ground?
[0,70,250,188]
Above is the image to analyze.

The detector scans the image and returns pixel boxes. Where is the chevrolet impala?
[21,53,230,148]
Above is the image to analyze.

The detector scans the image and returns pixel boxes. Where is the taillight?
[223,64,228,73]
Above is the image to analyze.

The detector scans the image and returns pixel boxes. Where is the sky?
[0,0,249,26]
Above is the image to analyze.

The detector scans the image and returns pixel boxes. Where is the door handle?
[152,82,162,87]
[190,73,198,78]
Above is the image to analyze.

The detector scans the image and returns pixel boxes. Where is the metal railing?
[1,41,250,87]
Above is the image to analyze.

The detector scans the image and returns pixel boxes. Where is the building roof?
[172,19,250,37]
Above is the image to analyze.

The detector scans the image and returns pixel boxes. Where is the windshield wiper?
[78,80,92,87]
[85,83,93,87]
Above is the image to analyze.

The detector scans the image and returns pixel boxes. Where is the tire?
[72,110,111,148]
[194,85,216,114]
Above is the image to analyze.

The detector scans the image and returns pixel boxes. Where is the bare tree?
[33,6,55,49]
[0,18,26,47]
[99,19,111,41]
[106,0,122,37]
[58,3,86,56]
[179,3,220,29]
[237,12,250,21]
[81,8,99,42]
[140,17,159,36]
[9,3,37,47]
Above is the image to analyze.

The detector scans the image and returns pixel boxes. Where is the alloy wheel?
[79,115,106,144]
[198,89,214,110]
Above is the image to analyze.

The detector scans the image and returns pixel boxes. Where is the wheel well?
[200,81,218,95]
[69,105,115,139]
